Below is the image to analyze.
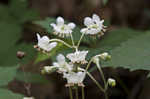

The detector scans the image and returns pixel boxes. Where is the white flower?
[81,14,106,36]
[35,33,57,52]
[66,50,88,64]
[53,54,73,73]
[63,71,86,86]
[50,17,76,37]
[108,78,116,87]
[23,97,34,99]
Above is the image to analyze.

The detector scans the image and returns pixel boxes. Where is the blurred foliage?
[0,89,23,99]
[0,65,24,98]
[0,0,38,66]
[0,0,48,98]
[16,71,49,84]
[0,65,19,86]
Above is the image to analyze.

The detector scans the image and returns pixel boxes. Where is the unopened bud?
[93,56,99,64]
[17,51,26,59]
[41,66,58,74]
[108,78,116,87]
[99,52,111,61]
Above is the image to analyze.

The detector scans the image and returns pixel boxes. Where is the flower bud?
[41,66,58,74]
[99,52,111,61]
[93,56,99,64]
[17,51,26,59]
[108,78,116,87]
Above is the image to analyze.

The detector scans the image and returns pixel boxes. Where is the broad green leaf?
[0,89,23,99]
[102,31,150,71]
[16,71,49,84]
[0,65,18,86]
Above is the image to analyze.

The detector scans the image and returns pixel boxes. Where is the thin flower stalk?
[86,72,105,92]
[69,87,73,99]
[49,39,74,48]
[81,87,85,99]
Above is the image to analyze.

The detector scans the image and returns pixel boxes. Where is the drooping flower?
[81,14,106,36]
[53,54,73,73]
[50,17,76,38]
[63,71,86,87]
[23,97,34,99]
[34,33,57,52]
[98,52,111,60]
[66,50,88,64]
[108,78,116,87]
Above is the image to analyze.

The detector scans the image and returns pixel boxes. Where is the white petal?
[80,28,87,33]
[92,14,100,22]
[57,17,64,25]
[49,42,57,49]
[44,42,57,51]
[86,28,99,35]
[41,36,50,42]
[68,23,76,29]
[36,33,41,41]
[57,54,65,63]
[84,17,94,26]
[50,23,56,28]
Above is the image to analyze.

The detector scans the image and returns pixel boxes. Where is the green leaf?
[16,71,49,84]
[102,31,150,71]
[0,89,23,99]
[34,17,56,33]
[9,0,39,23]
[0,65,18,86]
[103,0,108,5]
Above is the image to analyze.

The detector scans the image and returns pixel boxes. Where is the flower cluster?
[34,14,115,89]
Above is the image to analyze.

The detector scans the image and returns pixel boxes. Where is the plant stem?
[69,87,73,99]
[96,63,107,90]
[104,91,108,99]
[77,32,85,48]
[49,39,74,49]
[75,87,79,99]
[81,87,85,99]
[70,33,75,47]
[85,57,93,71]
[86,72,105,92]
[96,62,109,99]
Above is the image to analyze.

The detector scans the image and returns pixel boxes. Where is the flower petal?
[56,17,64,25]
[84,17,94,26]
[92,14,100,22]
[68,23,76,29]
[80,28,87,33]
[36,33,41,41]
[57,54,65,63]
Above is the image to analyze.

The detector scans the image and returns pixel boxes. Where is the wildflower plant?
[34,14,116,99]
